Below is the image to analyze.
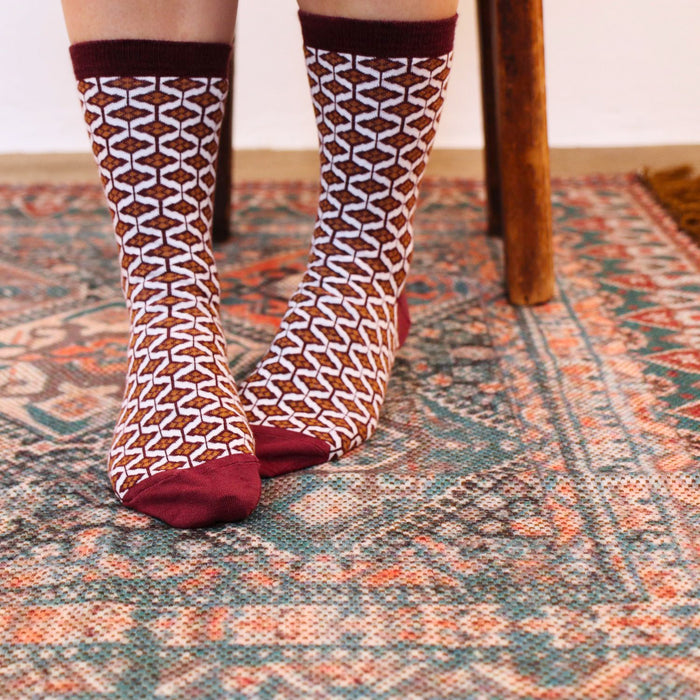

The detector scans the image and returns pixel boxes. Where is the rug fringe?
[639,164,700,245]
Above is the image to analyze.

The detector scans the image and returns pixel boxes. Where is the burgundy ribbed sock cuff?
[69,39,232,79]
[298,11,457,58]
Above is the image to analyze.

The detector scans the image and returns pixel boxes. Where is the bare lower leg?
[297,0,458,20]
[61,0,238,44]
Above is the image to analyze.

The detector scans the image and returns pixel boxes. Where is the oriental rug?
[0,175,698,698]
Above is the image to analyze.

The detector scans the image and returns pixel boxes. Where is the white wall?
[1,0,699,154]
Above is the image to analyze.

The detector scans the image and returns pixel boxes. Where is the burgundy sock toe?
[121,455,262,528]
[251,425,330,478]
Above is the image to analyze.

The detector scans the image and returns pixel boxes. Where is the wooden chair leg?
[476,0,503,239]
[212,50,234,244]
[492,0,554,305]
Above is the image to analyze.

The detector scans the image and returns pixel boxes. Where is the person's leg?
[61,0,238,43]
[63,1,261,527]
[239,0,458,476]
[297,0,457,21]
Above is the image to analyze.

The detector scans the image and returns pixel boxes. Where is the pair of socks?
[70,12,456,528]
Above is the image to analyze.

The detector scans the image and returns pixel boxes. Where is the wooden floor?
[1,146,699,184]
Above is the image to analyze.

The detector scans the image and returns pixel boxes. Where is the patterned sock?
[70,40,261,527]
[240,12,456,477]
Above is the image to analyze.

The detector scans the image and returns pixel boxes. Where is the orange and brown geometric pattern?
[76,70,257,516]
[240,47,453,466]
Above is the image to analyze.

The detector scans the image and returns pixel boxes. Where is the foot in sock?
[70,40,260,527]
[239,12,455,477]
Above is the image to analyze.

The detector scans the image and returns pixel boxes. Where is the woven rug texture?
[0,175,699,698]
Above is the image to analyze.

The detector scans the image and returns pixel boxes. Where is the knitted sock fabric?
[70,40,260,527]
[240,13,456,477]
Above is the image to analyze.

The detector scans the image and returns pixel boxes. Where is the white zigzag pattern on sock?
[78,75,254,499]
[241,48,452,459]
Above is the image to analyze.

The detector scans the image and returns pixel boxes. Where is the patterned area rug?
[1,175,699,698]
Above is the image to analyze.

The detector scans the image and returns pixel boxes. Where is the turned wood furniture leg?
[476,0,502,239]
[212,50,234,244]
[493,0,554,305]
